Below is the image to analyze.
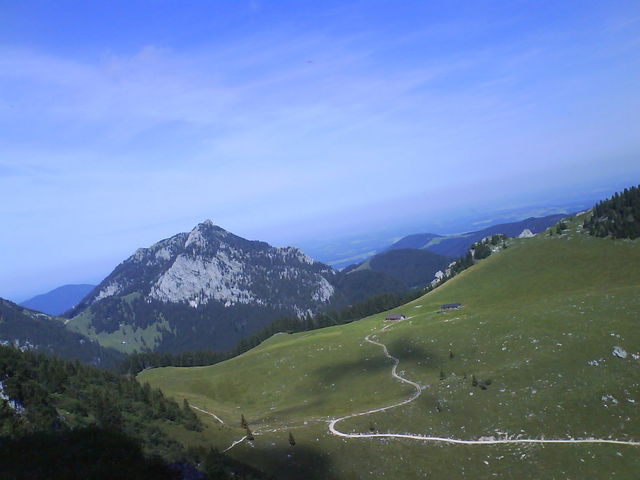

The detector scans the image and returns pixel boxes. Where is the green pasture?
[140,215,640,479]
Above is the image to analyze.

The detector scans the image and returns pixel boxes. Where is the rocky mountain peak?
[72,220,336,317]
[185,220,221,249]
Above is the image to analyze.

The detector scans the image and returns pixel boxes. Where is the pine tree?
[240,414,247,429]
[288,432,296,446]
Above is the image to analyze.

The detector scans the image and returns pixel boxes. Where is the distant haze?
[1,1,639,301]
[20,284,95,316]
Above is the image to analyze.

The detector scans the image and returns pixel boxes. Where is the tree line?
[0,345,269,479]
[583,185,640,239]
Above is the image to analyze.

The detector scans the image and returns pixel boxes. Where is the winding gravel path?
[223,435,248,452]
[327,322,640,448]
[192,405,225,424]
[196,321,640,452]
[189,404,248,451]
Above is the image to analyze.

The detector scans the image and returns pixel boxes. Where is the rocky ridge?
[66,221,340,352]
[80,220,335,315]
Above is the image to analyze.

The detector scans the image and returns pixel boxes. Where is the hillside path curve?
[327,321,640,448]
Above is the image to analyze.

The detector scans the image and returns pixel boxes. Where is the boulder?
[518,229,535,238]
[612,346,628,359]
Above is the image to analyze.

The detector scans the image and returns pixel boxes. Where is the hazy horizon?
[2,1,639,301]
[7,182,626,303]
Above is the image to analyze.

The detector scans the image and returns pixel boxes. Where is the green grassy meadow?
[64,293,168,353]
[140,215,640,479]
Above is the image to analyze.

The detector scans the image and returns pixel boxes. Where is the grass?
[140,213,640,479]
[423,231,468,248]
[66,293,169,353]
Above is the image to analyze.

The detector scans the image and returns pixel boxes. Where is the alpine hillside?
[140,210,640,479]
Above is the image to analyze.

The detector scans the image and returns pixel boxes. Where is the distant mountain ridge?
[335,214,566,294]
[386,214,567,258]
[20,284,95,315]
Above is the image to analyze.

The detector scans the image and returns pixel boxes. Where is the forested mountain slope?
[0,298,121,366]
[348,248,452,289]
[0,345,268,479]
[584,184,640,238]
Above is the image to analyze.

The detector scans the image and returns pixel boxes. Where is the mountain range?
[384,214,566,257]
[335,214,566,292]
[20,284,95,315]
[11,214,566,356]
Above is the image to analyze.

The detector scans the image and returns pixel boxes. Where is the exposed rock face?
[612,346,628,359]
[518,229,535,238]
[82,221,335,313]
[68,221,338,352]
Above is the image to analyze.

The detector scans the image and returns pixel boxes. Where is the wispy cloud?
[1,1,640,299]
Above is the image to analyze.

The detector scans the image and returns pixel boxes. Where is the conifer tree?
[288,432,296,446]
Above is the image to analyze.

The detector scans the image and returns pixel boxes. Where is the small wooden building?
[440,303,462,311]
[385,313,406,322]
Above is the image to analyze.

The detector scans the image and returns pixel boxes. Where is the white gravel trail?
[327,323,640,448]
[192,405,225,424]
[193,321,640,451]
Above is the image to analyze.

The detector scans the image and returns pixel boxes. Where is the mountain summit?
[76,221,334,313]
[66,221,337,352]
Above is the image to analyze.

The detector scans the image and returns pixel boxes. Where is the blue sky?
[1,1,640,301]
